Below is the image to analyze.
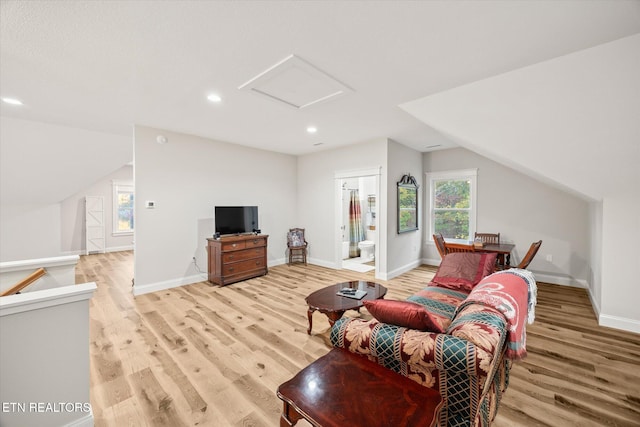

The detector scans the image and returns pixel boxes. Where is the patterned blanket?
[454,269,537,360]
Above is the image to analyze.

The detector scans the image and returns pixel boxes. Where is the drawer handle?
[256,261,261,266]
[253,240,258,244]
[229,267,234,272]
[228,255,234,260]
[232,243,237,247]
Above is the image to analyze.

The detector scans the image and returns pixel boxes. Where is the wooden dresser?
[206,234,268,286]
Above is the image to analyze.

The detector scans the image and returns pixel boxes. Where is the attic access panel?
[238,54,353,109]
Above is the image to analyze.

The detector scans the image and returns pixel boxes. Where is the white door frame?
[334,167,382,278]
[85,196,106,255]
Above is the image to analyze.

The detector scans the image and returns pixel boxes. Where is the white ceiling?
[401,33,640,201]
[2,0,639,157]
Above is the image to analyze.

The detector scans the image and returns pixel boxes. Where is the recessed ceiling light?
[207,93,222,103]
[2,97,23,105]
[307,126,317,134]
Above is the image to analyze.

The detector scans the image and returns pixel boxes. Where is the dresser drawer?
[207,234,268,286]
[246,237,267,248]
[221,240,246,251]
[222,258,266,276]
[222,247,265,263]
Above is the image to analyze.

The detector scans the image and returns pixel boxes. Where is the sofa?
[330,253,537,427]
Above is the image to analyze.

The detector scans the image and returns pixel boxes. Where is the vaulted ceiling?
[2,1,639,203]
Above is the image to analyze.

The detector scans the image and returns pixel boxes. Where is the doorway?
[334,168,380,276]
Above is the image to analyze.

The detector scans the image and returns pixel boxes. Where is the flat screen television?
[214,206,259,235]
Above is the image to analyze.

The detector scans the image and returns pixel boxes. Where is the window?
[426,169,477,241]
[112,180,133,235]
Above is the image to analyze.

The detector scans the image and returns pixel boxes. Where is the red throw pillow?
[432,252,497,292]
[363,299,446,333]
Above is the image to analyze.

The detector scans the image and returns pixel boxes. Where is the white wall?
[133,126,297,295]
[600,194,640,333]
[60,165,134,255]
[0,166,133,262]
[0,116,132,262]
[386,140,424,277]
[0,283,96,427]
[423,147,590,286]
[402,34,640,334]
[0,204,61,262]
[588,201,603,315]
[297,139,387,273]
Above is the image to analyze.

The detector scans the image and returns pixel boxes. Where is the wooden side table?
[277,348,442,427]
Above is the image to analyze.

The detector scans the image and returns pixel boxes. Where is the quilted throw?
[454,269,537,360]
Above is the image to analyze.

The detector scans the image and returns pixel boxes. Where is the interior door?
[85,196,105,255]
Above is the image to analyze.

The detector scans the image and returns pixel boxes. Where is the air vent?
[238,55,353,109]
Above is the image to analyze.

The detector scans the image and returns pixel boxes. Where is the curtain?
[349,190,365,257]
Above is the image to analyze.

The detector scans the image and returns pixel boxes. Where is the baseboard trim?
[583,282,601,319]
[422,257,441,267]
[531,272,587,288]
[133,259,305,295]
[599,314,640,334]
[308,257,337,270]
[63,409,94,427]
[133,274,205,296]
[384,259,422,281]
[268,258,287,268]
[106,245,134,253]
[62,246,134,257]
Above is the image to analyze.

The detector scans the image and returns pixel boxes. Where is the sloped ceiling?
[0,117,131,204]
[400,34,640,201]
[1,1,640,204]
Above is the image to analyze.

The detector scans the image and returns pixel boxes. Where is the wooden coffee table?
[277,348,442,427]
[305,280,387,335]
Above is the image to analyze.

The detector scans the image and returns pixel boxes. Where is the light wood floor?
[80,251,640,426]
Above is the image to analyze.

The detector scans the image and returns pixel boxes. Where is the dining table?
[476,243,515,268]
[444,240,515,269]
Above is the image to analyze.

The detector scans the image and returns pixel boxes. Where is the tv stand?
[206,234,268,286]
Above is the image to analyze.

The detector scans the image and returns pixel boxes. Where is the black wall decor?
[397,173,419,233]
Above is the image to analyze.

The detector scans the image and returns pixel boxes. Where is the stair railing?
[0,268,47,297]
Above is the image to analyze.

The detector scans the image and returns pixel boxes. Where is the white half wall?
[0,255,79,294]
[133,126,297,295]
[0,282,96,427]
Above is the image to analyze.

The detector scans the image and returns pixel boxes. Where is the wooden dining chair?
[444,242,476,253]
[515,240,542,269]
[474,232,500,244]
[433,234,447,259]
